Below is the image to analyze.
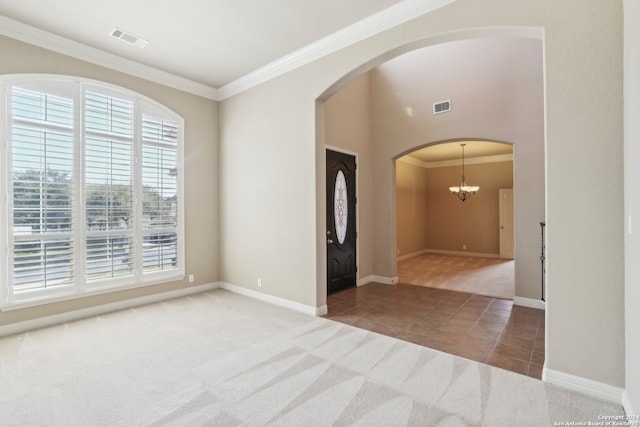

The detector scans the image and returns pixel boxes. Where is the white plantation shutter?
[2,77,184,305]
[10,86,75,292]
[84,90,135,281]
[141,115,178,273]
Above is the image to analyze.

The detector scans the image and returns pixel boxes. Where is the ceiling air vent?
[110,28,148,48]
[433,99,451,115]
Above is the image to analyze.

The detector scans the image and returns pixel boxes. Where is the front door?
[326,149,357,294]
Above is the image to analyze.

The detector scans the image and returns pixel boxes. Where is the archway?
[395,140,515,300]
[316,29,545,312]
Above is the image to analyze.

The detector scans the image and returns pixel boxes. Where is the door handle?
[327,239,334,244]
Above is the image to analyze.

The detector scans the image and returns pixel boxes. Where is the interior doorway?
[395,141,515,300]
[317,33,545,377]
[317,35,544,307]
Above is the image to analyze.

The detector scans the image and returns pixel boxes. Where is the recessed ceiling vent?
[433,99,451,115]
[110,28,148,48]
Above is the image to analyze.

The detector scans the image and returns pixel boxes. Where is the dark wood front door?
[326,149,356,295]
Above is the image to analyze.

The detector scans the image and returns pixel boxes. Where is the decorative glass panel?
[334,170,348,244]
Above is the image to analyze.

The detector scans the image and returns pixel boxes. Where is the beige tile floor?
[326,254,544,378]
[397,253,515,300]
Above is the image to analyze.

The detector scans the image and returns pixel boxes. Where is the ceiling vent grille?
[433,100,451,115]
[110,28,148,48]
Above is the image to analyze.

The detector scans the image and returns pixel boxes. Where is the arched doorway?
[395,140,515,300]
[316,33,544,306]
[317,31,545,377]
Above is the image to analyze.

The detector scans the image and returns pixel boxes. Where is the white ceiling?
[0,0,452,97]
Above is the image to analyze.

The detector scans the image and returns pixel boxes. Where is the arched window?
[0,76,184,306]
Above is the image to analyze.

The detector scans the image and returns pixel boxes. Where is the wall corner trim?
[359,275,398,285]
[218,282,325,316]
[316,304,329,316]
[0,282,219,338]
[543,368,624,405]
[623,390,637,416]
[513,296,546,310]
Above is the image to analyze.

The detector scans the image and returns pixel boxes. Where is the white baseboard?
[543,368,624,404]
[358,275,398,286]
[218,282,325,316]
[397,249,428,262]
[513,296,546,310]
[623,390,637,416]
[397,249,502,262]
[0,282,219,338]
[423,249,501,259]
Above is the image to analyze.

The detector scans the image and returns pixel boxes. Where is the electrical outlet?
[257,278,262,288]
[188,274,194,283]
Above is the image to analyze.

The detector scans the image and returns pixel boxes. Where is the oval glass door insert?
[334,170,348,244]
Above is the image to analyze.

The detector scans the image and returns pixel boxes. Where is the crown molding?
[397,155,430,168]
[0,15,220,100]
[218,0,456,99]
[398,153,513,168]
[0,0,456,102]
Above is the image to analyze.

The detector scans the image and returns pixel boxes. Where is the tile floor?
[398,253,515,300]
[325,283,545,378]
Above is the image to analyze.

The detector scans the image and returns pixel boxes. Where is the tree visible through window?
[2,77,184,305]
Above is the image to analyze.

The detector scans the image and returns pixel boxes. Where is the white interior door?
[499,188,515,259]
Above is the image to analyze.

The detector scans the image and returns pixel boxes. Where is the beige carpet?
[0,289,622,426]
[398,253,515,300]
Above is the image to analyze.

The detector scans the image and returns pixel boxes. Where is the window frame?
[0,75,185,309]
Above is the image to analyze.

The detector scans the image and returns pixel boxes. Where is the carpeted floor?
[398,253,515,300]
[0,289,623,426]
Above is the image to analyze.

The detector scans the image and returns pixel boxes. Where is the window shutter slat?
[13,239,74,291]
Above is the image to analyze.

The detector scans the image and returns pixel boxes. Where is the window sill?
[0,273,185,312]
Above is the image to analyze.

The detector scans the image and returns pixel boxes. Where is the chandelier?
[449,143,479,202]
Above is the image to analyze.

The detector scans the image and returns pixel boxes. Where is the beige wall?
[221,0,624,389]
[625,0,640,415]
[396,159,513,257]
[425,161,513,255]
[396,161,430,257]
[0,35,220,327]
